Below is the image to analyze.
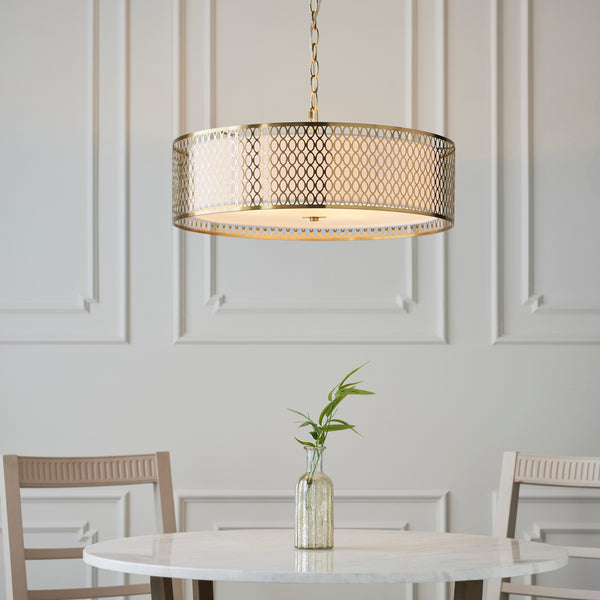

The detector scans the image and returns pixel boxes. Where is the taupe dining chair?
[1,452,183,600]
[485,451,600,600]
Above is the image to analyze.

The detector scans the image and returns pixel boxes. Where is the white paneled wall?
[1,0,599,599]
[492,0,600,342]
[0,0,128,342]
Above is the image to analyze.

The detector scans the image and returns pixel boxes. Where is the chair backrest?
[486,451,600,600]
[1,452,182,600]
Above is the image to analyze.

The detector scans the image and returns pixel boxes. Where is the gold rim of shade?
[172,217,454,241]
[172,121,455,241]
[173,120,456,146]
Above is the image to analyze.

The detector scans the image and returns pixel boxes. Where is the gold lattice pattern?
[172,122,455,240]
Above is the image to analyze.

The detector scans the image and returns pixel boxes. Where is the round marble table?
[83,529,567,600]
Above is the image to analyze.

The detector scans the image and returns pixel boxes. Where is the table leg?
[150,576,174,600]
[454,580,484,600]
[192,579,215,600]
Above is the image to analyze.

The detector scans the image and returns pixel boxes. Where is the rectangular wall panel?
[491,0,600,343]
[172,0,448,344]
[0,489,130,597]
[176,489,448,600]
[492,488,600,591]
[0,0,128,342]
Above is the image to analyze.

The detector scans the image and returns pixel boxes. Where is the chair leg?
[454,580,484,600]
[193,580,215,600]
[150,577,174,600]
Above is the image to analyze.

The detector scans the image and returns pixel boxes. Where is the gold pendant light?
[172,0,455,241]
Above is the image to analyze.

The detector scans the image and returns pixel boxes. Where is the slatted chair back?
[486,451,600,600]
[1,453,183,600]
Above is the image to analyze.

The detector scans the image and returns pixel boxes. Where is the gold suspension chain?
[308,0,320,121]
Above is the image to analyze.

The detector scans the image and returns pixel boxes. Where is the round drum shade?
[172,122,455,241]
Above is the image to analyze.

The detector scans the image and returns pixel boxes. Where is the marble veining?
[83,529,567,584]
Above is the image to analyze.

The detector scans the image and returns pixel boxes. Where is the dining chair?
[485,451,600,600]
[1,452,183,600]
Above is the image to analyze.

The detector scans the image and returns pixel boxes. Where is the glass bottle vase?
[294,446,334,549]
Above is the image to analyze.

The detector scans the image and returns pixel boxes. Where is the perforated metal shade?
[172,121,455,240]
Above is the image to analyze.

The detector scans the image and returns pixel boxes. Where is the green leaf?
[309,430,320,440]
[287,408,310,420]
[329,418,354,426]
[319,401,335,425]
[327,389,351,414]
[320,384,355,423]
[347,388,375,395]
[338,362,369,387]
[295,437,316,447]
[342,381,363,388]
[322,423,356,432]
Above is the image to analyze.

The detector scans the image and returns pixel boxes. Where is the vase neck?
[305,446,325,473]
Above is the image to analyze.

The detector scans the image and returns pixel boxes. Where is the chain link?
[308,0,320,121]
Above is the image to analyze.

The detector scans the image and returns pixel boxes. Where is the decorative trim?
[491,0,600,343]
[17,455,157,488]
[0,0,98,317]
[176,489,448,600]
[490,0,501,343]
[515,454,600,487]
[201,0,418,319]
[4,490,131,588]
[0,520,99,587]
[119,0,131,344]
[491,487,600,534]
[87,0,100,310]
[492,333,600,345]
[404,0,418,331]
[208,520,417,600]
[171,0,188,342]
[522,521,600,600]
[172,0,448,344]
[171,0,213,341]
[0,0,129,343]
[517,0,600,316]
[434,0,449,344]
[212,519,409,531]
[526,521,600,542]
[519,0,534,308]
[175,488,448,535]
[207,518,414,600]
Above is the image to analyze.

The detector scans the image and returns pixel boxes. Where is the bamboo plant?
[288,363,374,483]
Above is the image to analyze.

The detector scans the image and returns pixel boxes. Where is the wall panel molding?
[0,520,99,587]
[0,0,129,344]
[491,487,600,535]
[175,489,448,600]
[175,489,448,532]
[171,0,449,344]
[490,0,600,344]
[0,0,99,318]
[0,489,129,593]
[522,521,600,599]
[18,488,129,539]
[491,488,600,597]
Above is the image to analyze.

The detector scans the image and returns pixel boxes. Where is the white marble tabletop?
[83,529,567,584]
